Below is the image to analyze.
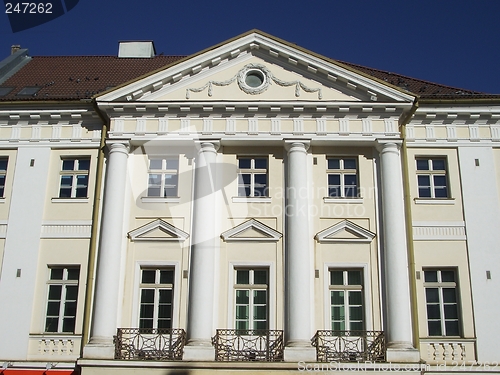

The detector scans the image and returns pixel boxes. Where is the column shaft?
[84,141,129,359]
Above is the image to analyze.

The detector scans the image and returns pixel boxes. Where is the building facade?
[1,31,500,375]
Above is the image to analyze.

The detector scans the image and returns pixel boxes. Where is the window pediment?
[315,220,375,243]
[128,219,189,242]
[221,219,281,242]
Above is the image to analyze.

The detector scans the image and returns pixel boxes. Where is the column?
[184,141,219,361]
[284,141,316,361]
[377,141,419,362]
[83,141,129,359]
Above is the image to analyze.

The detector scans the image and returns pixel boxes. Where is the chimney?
[11,45,21,55]
[118,41,155,58]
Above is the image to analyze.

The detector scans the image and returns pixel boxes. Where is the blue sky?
[1,0,499,94]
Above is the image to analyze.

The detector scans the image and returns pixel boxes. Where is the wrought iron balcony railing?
[212,329,284,362]
[312,330,386,362]
[114,328,186,360]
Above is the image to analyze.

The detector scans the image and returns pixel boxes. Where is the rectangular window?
[237,157,268,197]
[424,269,460,336]
[59,158,90,198]
[147,158,179,197]
[235,268,268,330]
[329,269,364,331]
[416,158,448,198]
[139,268,174,330]
[0,158,7,197]
[327,158,358,198]
[45,267,80,333]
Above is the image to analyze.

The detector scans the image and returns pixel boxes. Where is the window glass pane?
[432,159,446,170]
[165,158,178,170]
[62,317,76,332]
[347,271,362,285]
[62,160,75,171]
[45,317,59,332]
[50,268,64,280]
[238,158,251,169]
[159,289,173,303]
[343,159,357,170]
[254,174,267,185]
[416,159,429,170]
[331,306,345,320]
[424,270,438,282]
[235,290,249,304]
[332,321,345,331]
[64,300,77,316]
[328,159,340,169]
[254,321,267,330]
[443,288,457,303]
[441,271,455,282]
[160,270,174,284]
[139,318,153,329]
[445,321,460,336]
[425,288,439,303]
[254,305,267,320]
[428,321,442,336]
[78,159,90,171]
[140,303,154,318]
[349,306,363,320]
[142,270,156,284]
[150,159,162,169]
[330,271,344,285]
[254,158,267,169]
[46,301,60,316]
[236,270,250,284]
[434,187,448,198]
[427,304,441,319]
[65,285,78,300]
[444,304,459,319]
[253,290,267,304]
[236,321,248,330]
[48,285,62,299]
[328,174,341,185]
[67,268,79,280]
[157,319,172,329]
[350,321,363,331]
[253,270,267,284]
[348,291,362,305]
[239,174,251,185]
[140,289,155,303]
[0,159,8,170]
[331,291,344,305]
[238,185,250,197]
[235,305,249,319]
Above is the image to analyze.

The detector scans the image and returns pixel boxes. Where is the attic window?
[17,87,40,96]
[245,70,265,88]
[0,87,14,97]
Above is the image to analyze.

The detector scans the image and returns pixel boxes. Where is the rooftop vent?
[118,41,155,58]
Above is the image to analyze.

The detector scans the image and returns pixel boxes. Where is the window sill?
[51,197,89,203]
[0,198,5,203]
[414,198,455,205]
[232,197,272,203]
[141,197,181,203]
[323,197,363,204]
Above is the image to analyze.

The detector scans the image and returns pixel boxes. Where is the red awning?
[2,370,75,375]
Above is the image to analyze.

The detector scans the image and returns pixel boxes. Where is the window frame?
[44,266,80,333]
[58,157,91,198]
[138,267,175,330]
[0,157,8,198]
[234,268,269,331]
[326,157,359,198]
[423,268,461,337]
[237,156,269,198]
[147,156,179,198]
[415,157,449,199]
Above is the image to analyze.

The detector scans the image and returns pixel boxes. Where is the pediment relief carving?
[128,219,189,242]
[315,220,375,243]
[221,219,282,242]
[185,63,322,100]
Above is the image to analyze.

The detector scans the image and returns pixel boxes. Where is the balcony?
[312,330,386,362]
[212,329,284,361]
[114,328,186,360]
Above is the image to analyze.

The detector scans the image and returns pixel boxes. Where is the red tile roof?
[0,55,184,101]
[0,54,498,102]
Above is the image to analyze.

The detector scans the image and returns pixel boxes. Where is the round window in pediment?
[245,70,265,88]
[237,64,271,95]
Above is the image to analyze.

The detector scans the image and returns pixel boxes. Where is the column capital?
[105,139,130,154]
[284,140,310,153]
[375,140,402,154]
[195,140,220,153]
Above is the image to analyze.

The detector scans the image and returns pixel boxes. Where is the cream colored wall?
[413,241,474,339]
[407,148,464,221]
[43,148,98,221]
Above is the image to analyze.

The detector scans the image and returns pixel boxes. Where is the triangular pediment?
[221,219,282,242]
[96,30,415,105]
[128,219,189,242]
[315,220,375,243]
